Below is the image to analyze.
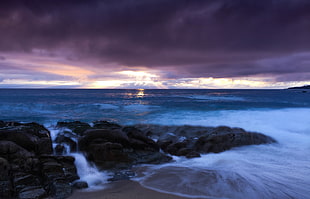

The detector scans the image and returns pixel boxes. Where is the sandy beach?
[69,180,202,199]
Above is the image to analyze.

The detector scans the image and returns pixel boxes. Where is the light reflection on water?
[136,89,145,98]
[124,89,145,99]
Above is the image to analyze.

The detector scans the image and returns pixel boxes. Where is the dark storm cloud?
[0,0,310,79]
[177,52,310,79]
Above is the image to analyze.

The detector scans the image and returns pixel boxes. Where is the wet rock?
[0,157,12,198]
[165,141,188,155]
[194,126,276,153]
[0,122,52,155]
[93,120,122,130]
[57,121,91,136]
[40,155,79,184]
[37,137,54,155]
[0,120,6,128]
[128,150,172,165]
[80,129,130,148]
[0,122,80,199]
[157,133,178,150]
[49,180,73,199]
[72,181,88,189]
[87,142,130,169]
[0,157,10,180]
[18,186,47,199]
[38,156,78,198]
[176,148,195,156]
[79,128,172,169]
[13,173,41,193]
[0,180,12,198]
[0,141,36,172]
[55,135,77,152]
[124,126,159,151]
[55,144,66,155]
[134,124,276,157]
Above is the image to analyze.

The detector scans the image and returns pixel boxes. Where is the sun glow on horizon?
[118,70,159,80]
[1,53,309,89]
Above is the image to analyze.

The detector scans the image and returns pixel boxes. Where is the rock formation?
[1,120,277,199]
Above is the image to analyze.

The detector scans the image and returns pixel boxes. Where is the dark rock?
[55,135,77,153]
[18,186,47,199]
[93,121,121,130]
[79,128,172,169]
[165,141,188,155]
[0,157,10,180]
[128,150,172,165]
[37,155,78,198]
[176,148,194,156]
[0,141,36,172]
[0,180,12,198]
[55,144,66,155]
[57,121,91,136]
[37,137,53,155]
[86,142,130,169]
[156,133,198,158]
[0,120,6,128]
[22,122,51,138]
[79,129,130,151]
[72,181,88,189]
[49,180,72,199]
[0,122,80,199]
[157,133,177,150]
[13,173,41,193]
[134,124,276,157]
[42,161,64,174]
[0,131,37,154]
[0,122,53,155]
[0,122,50,138]
[39,155,79,183]
[194,126,276,153]
[123,126,159,151]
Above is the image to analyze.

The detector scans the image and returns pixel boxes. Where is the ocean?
[1,89,310,199]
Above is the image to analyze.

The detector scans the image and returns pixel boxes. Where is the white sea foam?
[134,108,310,199]
[71,153,111,190]
[49,128,60,141]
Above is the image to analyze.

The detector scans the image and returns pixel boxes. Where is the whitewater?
[0,89,309,199]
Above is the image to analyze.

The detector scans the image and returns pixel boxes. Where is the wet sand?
[69,180,202,199]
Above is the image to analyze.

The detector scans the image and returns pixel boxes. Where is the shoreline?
[69,180,204,199]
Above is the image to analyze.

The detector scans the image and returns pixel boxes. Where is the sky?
[0,0,310,89]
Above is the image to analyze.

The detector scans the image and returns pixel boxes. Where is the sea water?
[0,89,309,199]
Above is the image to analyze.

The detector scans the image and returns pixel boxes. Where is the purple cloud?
[0,0,309,83]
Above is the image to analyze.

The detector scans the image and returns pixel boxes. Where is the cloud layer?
[0,0,310,87]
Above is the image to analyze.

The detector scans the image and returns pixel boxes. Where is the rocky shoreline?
[0,121,276,199]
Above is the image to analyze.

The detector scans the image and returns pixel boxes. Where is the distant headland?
[287,85,310,89]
